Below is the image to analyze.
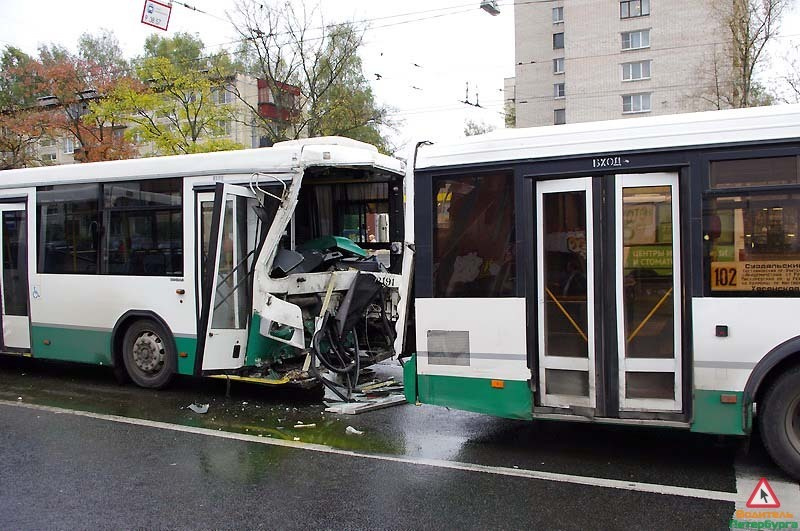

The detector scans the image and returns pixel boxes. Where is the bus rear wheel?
[122,320,176,389]
[759,365,800,480]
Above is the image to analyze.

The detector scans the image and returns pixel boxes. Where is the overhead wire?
[5,0,798,125]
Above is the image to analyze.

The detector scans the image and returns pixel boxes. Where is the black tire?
[759,364,800,480]
[121,319,176,389]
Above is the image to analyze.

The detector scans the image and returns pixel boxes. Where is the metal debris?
[345,426,364,436]
[187,403,210,414]
[326,394,406,415]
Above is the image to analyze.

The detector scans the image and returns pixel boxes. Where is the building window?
[620,0,650,19]
[622,29,650,50]
[553,57,565,74]
[212,86,233,104]
[432,172,516,297]
[40,153,57,163]
[552,6,564,23]
[554,108,566,125]
[553,32,565,50]
[63,137,76,154]
[622,60,651,81]
[214,120,232,136]
[554,83,566,99]
[704,157,800,296]
[622,93,651,113]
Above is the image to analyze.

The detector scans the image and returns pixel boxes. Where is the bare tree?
[704,0,789,108]
[464,119,495,137]
[227,0,391,148]
[785,46,800,103]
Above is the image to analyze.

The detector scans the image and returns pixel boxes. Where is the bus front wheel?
[122,320,176,389]
[759,365,800,480]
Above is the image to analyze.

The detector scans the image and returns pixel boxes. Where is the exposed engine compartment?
[243,164,406,398]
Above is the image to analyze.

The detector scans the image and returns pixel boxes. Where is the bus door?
[0,202,30,351]
[615,173,682,413]
[536,173,682,415]
[197,184,257,371]
[536,178,597,410]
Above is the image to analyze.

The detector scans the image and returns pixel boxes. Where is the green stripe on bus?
[403,355,418,404]
[417,373,532,420]
[174,336,198,376]
[31,325,113,366]
[690,390,747,436]
[245,313,303,368]
[31,324,197,376]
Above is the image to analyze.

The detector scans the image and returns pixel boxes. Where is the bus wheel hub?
[133,332,164,373]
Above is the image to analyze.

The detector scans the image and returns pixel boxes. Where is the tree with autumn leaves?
[1,12,397,169]
[92,33,245,156]
[0,31,244,168]
[0,31,137,169]
[0,47,49,170]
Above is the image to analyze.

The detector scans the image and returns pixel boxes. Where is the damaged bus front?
[198,138,412,398]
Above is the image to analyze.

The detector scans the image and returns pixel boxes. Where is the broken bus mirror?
[271,248,305,277]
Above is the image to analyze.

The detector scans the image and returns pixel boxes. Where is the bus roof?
[0,136,404,189]
[415,104,800,170]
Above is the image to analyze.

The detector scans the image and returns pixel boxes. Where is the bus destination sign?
[711,261,800,293]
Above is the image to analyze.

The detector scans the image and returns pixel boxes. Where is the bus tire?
[759,365,800,480]
[121,319,176,389]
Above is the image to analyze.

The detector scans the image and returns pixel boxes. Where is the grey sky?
[0,0,797,150]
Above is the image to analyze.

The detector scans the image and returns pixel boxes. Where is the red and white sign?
[746,478,781,508]
[141,0,172,31]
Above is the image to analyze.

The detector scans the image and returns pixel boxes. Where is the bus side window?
[704,156,800,296]
[432,171,516,298]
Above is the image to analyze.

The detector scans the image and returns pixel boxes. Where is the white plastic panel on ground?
[415,298,529,381]
[692,297,800,392]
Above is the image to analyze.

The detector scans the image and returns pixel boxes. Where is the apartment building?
[33,73,298,165]
[511,0,728,127]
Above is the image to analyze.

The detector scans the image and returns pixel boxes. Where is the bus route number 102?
[712,265,738,289]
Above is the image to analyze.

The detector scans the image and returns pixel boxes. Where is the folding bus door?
[197,184,257,371]
[536,177,597,410]
[615,173,682,412]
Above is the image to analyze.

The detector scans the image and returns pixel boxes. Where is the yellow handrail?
[545,287,588,342]
[626,287,673,343]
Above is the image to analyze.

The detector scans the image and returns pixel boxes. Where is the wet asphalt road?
[0,356,787,529]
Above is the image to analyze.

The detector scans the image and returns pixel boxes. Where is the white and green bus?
[0,137,411,398]
[402,104,800,479]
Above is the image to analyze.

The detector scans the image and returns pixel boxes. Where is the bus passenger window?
[37,184,100,274]
[705,156,800,295]
[102,178,183,276]
[432,172,515,298]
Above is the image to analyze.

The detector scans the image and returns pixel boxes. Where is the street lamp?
[480,0,500,16]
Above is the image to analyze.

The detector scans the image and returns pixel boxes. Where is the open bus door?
[197,183,258,371]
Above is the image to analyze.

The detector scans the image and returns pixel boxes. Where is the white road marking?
[0,400,739,503]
